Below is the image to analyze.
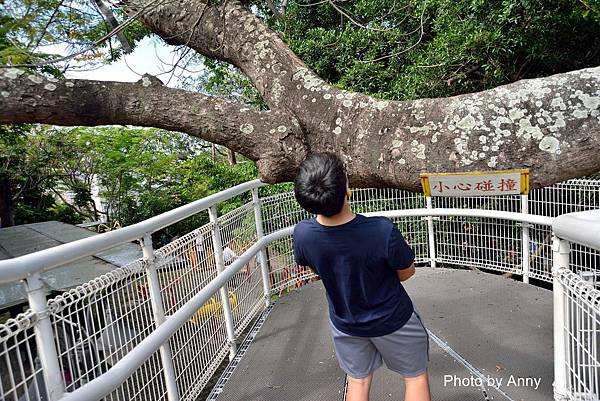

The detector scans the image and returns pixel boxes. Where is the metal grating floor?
[213,284,345,401]
[212,268,553,401]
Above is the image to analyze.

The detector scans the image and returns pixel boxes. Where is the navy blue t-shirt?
[293,214,415,337]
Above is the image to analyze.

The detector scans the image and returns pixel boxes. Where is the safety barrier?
[0,178,598,401]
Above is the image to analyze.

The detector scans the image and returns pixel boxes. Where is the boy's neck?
[316,202,356,226]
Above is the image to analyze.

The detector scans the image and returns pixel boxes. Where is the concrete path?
[214,268,553,401]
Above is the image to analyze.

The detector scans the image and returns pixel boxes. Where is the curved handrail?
[366,208,554,227]
[555,268,600,308]
[59,227,292,401]
[57,208,555,401]
[553,210,600,252]
[0,179,265,284]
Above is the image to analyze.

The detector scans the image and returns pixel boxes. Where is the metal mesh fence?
[154,226,223,401]
[435,216,522,273]
[530,180,600,217]
[260,192,311,236]
[1,178,599,401]
[103,352,167,401]
[151,201,267,401]
[0,311,45,401]
[156,225,217,317]
[258,181,600,282]
[527,224,554,281]
[570,244,600,289]
[558,268,600,400]
[431,195,521,274]
[531,180,600,284]
[217,202,265,335]
[48,259,167,401]
[155,225,225,400]
[265,236,316,298]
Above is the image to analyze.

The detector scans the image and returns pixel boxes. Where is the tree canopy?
[0,124,278,232]
[283,0,600,100]
[1,0,599,197]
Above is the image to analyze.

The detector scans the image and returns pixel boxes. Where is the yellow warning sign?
[420,170,529,197]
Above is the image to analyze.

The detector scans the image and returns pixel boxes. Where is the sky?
[60,36,202,87]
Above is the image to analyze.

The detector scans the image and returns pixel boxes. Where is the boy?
[292,152,431,401]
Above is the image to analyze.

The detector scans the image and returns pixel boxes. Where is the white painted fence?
[0,179,598,401]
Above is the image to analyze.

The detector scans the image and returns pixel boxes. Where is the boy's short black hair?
[294,152,347,217]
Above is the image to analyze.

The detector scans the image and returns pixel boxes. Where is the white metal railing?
[0,179,266,401]
[552,211,600,401]
[0,180,266,284]
[0,179,599,401]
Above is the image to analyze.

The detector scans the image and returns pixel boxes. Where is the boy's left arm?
[387,224,416,282]
[293,230,320,280]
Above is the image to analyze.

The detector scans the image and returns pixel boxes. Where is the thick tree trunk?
[0,178,15,227]
[1,0,599,189]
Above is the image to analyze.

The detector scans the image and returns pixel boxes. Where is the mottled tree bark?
[0,72,306,182]
[1,0,599,189]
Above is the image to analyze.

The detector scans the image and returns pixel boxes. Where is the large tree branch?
[0,71,307,182]
[3,1,600,190]
[131,0,316,111]
[132,0,600,189]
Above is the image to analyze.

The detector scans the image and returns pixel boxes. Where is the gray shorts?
[329,308,430,379]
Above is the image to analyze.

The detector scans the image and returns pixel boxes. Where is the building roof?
[0,221,142,309]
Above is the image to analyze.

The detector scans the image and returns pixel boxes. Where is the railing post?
[521,194,531,283]
[552,235,569,401]
[252,188,272,308]
[425,196,437,268]
[24,273,65,401]
[141,234,180,401]
[208,206,238,360]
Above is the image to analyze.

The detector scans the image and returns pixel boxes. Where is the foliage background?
[0,0,599,235]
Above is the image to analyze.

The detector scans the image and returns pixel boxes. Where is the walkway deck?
[213,268,553,401]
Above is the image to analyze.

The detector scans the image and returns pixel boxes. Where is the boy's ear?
[345,176,351,198]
